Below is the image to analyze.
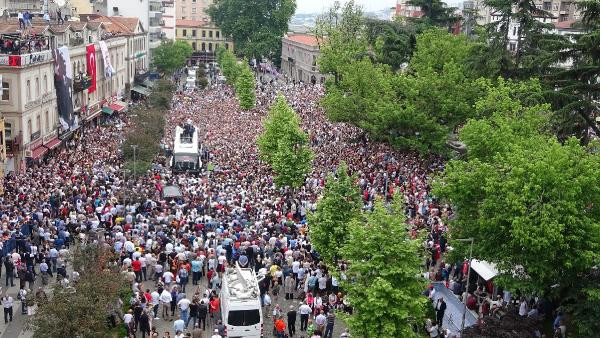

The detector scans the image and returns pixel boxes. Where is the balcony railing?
[69,37,84,47]
[73,75,92,93]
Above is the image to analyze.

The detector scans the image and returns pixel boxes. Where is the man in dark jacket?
[435,298,447,326]
[287,305,297,337]
[198,300,208,330]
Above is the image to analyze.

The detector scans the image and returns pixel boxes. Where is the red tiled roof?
[176,19,208,28]
[286,34,321,47]
[554,19,578,29]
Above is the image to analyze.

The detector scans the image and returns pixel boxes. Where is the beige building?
[0,16,145,173]
[175,19,232,63]
[471,0,582,25]
[71,0,94,16]
[176,0,212,21]
[280,33,327,85]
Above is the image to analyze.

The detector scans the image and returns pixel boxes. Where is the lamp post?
[131,144,138,180]
[454,237,474,334]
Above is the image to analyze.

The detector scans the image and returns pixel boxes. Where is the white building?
[280,33,328,85]
[162,0,176,40]
[92,0,150,34]
[0,16,134,173]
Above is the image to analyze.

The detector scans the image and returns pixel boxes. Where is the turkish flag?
[86,44,97,93]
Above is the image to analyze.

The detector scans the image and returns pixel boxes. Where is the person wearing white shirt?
[163,271,174,285]
[160,289,173,320]
[178,297,191,328]
[123,309,133,334]
[298,302,311,331]
[173,318,185,332]
[151,290,160,319]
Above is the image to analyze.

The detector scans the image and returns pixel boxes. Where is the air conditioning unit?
[25,149,32,158]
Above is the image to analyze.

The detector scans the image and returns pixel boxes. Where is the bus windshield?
[227,309,261,326]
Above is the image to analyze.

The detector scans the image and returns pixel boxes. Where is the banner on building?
[52,46,77,132]
[86,44,97,93]
[99,40,115,78]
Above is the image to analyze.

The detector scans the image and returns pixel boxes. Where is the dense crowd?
[0,69,452,338]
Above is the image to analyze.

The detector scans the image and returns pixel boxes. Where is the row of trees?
[315,0,600,335]
[152,40,193,74]
[216,48,256,110]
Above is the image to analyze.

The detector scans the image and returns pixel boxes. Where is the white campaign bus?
[171,123,202,173]
[220,264,265,338]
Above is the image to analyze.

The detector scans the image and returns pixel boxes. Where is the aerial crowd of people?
[0,64,477,338]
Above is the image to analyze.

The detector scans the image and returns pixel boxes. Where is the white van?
[220,264,265,338]
[185,77,196,90]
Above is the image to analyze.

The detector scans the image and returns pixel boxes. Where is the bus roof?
[173,125,199,155]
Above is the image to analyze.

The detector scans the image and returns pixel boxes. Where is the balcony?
[73,75,92,93]
[69,37,84,47]
[0,49,53,68]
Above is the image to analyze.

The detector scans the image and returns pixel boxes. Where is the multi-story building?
[71,0,94,16]
[472,0,582,26]
[0,15,144,173]
[394,0,424,19]
[175,19,232,63]
[176,0,212,22]
[280,33,328,85]
[92,0,150,33]
[148,0,163,51]
[162,0,176,40]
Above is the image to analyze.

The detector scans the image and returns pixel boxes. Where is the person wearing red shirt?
[132,258,142,282]
[274,317,286,338]
[209,297,220,322]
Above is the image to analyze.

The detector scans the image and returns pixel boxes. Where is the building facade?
[71,0,94,16]
[472,0,583,26]
[280,33,327,85]
[162,0,176,40]
[175,19,232,63]
[0,16,144,173]
[92,0,150,33]
[175,0,212,22]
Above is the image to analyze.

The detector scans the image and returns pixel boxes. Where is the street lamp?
[131,145,138,180]
[454,237,474,334]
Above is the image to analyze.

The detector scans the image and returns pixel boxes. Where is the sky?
[295,0,398,14]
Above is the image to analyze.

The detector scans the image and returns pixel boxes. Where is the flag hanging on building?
[52,46,76,132]
[99,40,115,78]
[86,44,97,93]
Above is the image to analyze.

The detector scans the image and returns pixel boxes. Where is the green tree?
[271,135,313,189]
[152,40,193,74]
[341,198,427,338]
[434,87,600,294]
[235,62,256,110]
[218,49,241,86]
[27,244,128,338]
[258,95,307,164]
[308,162,362,266]
[365,18,418,70]
[207,0,295,63]
[407,0,459,29]
[315,0,368,83]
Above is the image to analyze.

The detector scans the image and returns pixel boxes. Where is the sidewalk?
[432,282,477,337]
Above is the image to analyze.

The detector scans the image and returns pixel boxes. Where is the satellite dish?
[56,0,66,7]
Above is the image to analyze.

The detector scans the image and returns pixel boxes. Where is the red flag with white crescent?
[86,44,97,93]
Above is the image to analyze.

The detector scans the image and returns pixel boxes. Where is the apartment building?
[175,19,232,63]
[162,0,176,40]
[176,0,212,22]
[280,33,328,85]
[0,16,144,173]
[92,0,150,33]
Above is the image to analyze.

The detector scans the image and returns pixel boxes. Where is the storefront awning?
[108,103,125,112]
[44,137,61,150]
[102,106,114,115]
[132,85,151,96]
[471,260,499,281]
[30,145,48,160]
[86,108,102,121]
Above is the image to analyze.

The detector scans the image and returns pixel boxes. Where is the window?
[216,31,220,38]
[192,7,196,13]
[45,111,49,132]
[512,26,517,36]
[509,42,516,51]
[192,42,197,50]
[1,82,9,101]
[201,42,206,51]
[208,42,212,51]
[43,75,48,93]
[35,78,39,98]
[4,122,11,139]
[26,80,31,102]
[225,43,229,50]
[209,30,213,38]
[202,30,206,37]
[36,115,40,132]
[27,119,32,142]
[192,29,197,37]
[227,310,261,326]
[183,29,187,37]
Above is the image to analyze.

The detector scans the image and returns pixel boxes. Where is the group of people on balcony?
[0,35,49,55]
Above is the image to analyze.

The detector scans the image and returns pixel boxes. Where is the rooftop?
[285,33,321,47]
[554,19,580,29]
[176,19,208,28]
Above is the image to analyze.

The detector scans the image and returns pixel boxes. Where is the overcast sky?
[295,0,398,14]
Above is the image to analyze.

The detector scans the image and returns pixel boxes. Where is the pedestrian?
[287,304,297,337]
[18,287,28,315]
[139,310,151,338]
[274,316,286,338]
[177,294,191,329]
[198,300,208,330]
[324,310,335,338]
[299,301,311,331]
[160,287,172,320]
[435,298,446,326]
[4,256,14,287]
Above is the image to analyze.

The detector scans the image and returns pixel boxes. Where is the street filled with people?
[0,66,530,338]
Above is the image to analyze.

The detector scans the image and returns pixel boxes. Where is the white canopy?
[471,259,499,281]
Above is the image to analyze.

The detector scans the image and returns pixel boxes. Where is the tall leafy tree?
[308,162,362,266]
[271,135,313,189]
[341,198,427,338]
[434,83,600,294]
[152,40,193,74]
[407,0,459,29]
[235,62,256,110]
[218,49,241,86]
[258,95,307,164]
[364,18,418,70]
[207,0,296,64]
[546,0,600,142]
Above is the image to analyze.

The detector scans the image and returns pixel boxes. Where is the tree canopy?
[235,62,256,110]
[308,161,362,266]
[207,0,296,63]
[341,198,427,338]
[152,40,193,74]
